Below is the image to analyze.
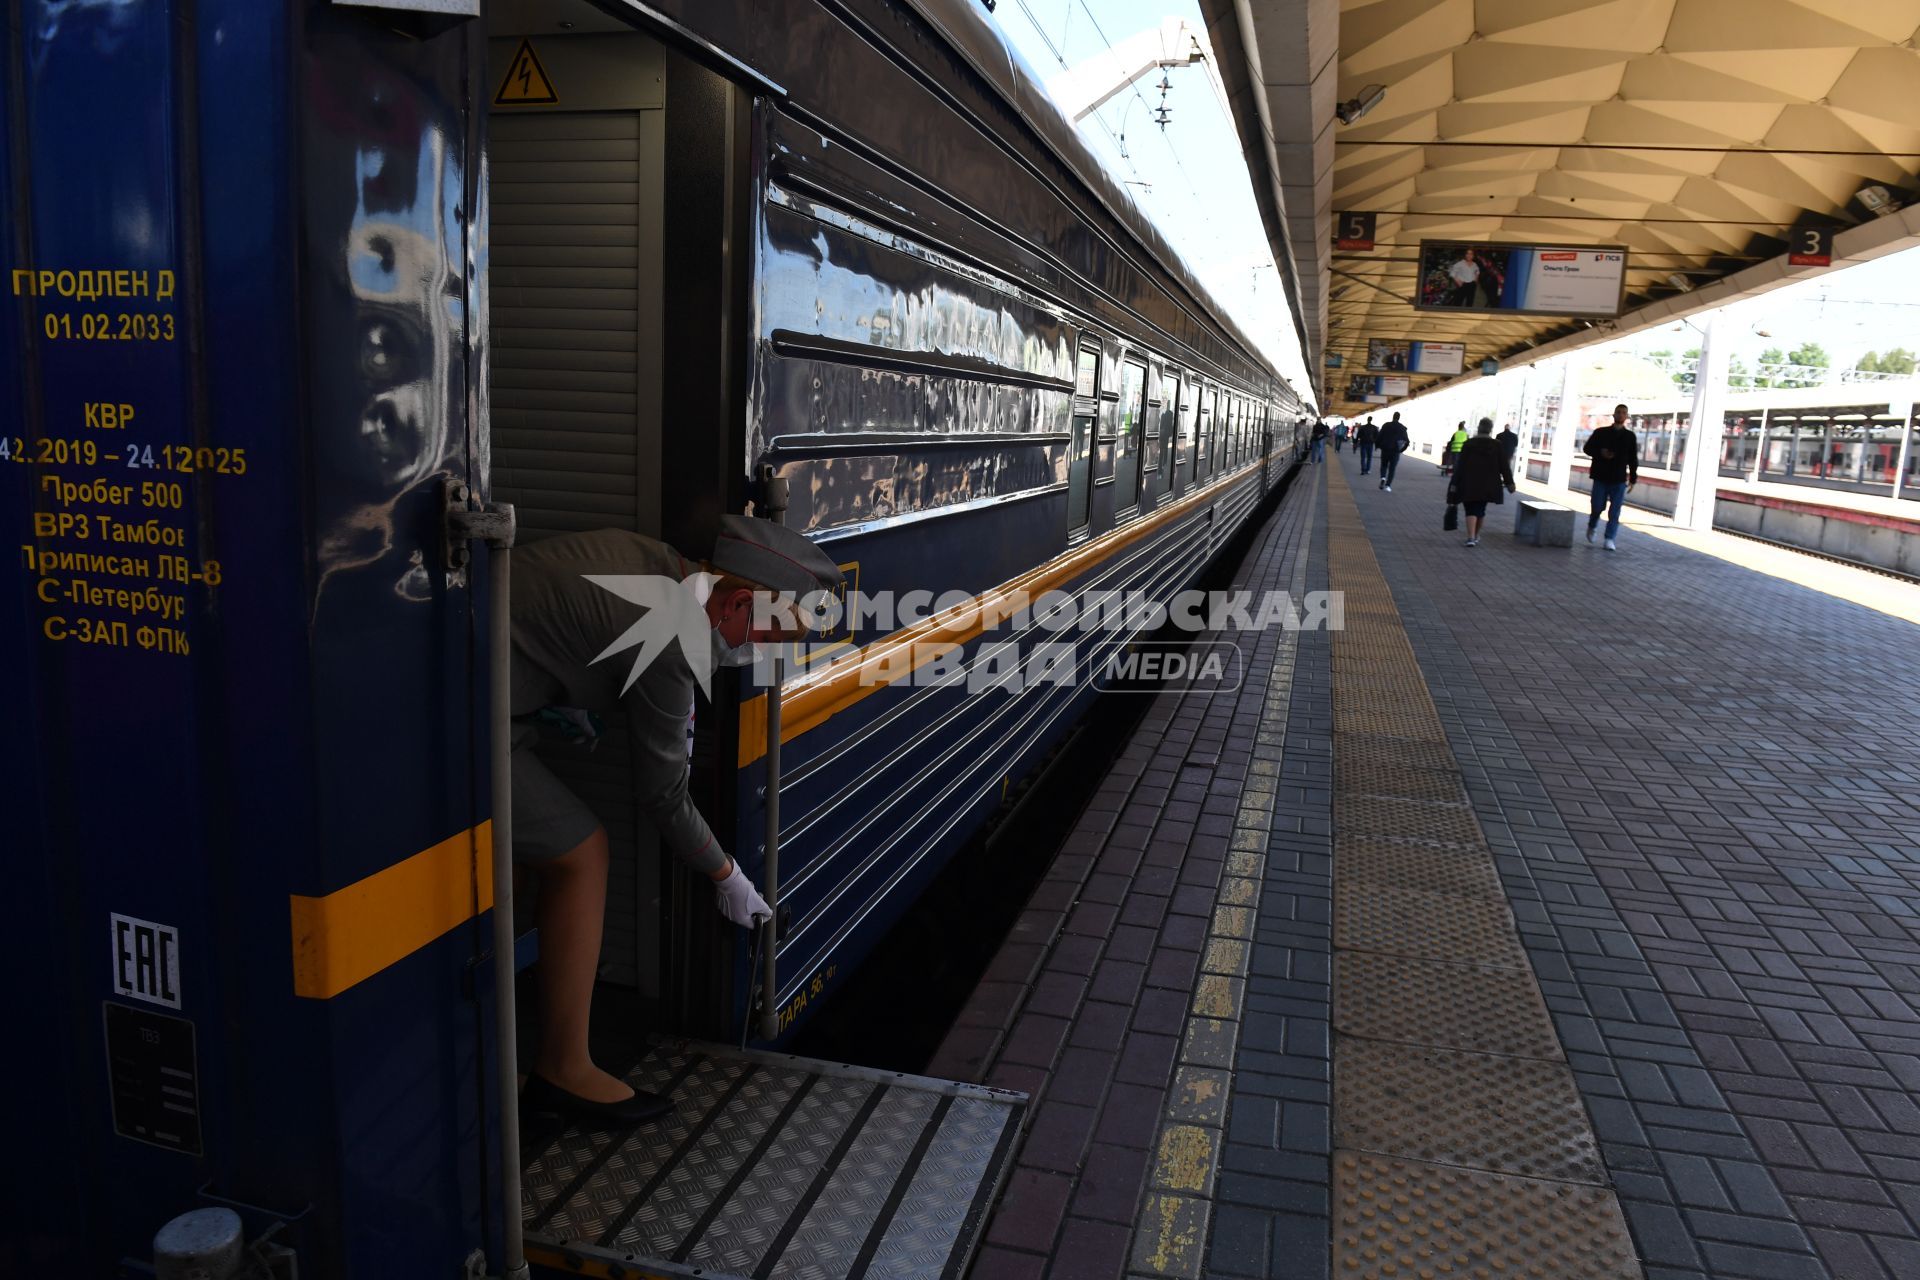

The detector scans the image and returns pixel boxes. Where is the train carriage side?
[707,0,1306,1041]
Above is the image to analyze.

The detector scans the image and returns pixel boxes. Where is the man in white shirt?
[1447,249,1482,307]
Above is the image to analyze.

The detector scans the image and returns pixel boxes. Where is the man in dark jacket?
[1583,403,1639,550]
[1356,418,1379,475]
[1496,424,1519,466]
[1376,412,1410,490]
[1451,418,1516,546]
[1310,419,1329,464]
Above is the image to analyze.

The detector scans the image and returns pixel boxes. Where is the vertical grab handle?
[758,653,782,1043]
[447,484,526,1280]
[757,465,789,1044]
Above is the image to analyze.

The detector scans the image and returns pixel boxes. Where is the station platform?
[934,448,1920,1280]
[1515,455,1920,578]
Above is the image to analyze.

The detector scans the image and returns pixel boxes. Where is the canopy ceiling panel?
[1203,0,1920,412]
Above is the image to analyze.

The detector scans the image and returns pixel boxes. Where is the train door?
[489,32,668,1000]
[1068,337,1101,537]
[1114,354,1147,515]
[485,8,749,1029]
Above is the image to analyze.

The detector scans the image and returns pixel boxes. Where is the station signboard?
[1414,241,1628,317]
[1366,339,1465,375]
[1788,226,1832,268]
[1346,374,1409,402]
[1335,211,1376,251]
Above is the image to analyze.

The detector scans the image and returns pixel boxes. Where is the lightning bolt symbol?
[517,57,533,96]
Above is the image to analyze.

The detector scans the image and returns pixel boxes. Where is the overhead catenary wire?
[1006,0,1144,184]
[1001,0,1309,386]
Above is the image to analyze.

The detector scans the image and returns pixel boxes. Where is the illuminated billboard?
[1366,339,1465,375]
[1415,242,1627,317]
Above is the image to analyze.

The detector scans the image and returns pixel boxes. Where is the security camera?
[1858,184,1902,217]
[1336,85,1387,125]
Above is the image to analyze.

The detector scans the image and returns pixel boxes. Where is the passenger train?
[3,0,1307,1274]
[1533,383,1920,500]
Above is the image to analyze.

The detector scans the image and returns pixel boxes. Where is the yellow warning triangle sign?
[495,39,558,106]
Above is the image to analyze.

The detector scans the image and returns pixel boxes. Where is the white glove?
[715,861,773,929]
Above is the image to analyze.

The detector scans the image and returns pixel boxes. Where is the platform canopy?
[1199,0,1920,413]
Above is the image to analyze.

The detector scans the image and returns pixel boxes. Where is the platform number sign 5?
[110,914,181,1009]
[1336,211,1376,252]
[1788,226,1832,268]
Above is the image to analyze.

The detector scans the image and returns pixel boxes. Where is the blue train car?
[4,0,1308,1274]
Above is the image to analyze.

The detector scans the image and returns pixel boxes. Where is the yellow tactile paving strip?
[1324,465,1644,1279]
[1131,483,1317,1279]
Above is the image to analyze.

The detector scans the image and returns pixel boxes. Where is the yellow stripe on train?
[289,821,494,999]
[737,461,1268,768]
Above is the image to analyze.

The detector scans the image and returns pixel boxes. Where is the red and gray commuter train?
[3,0,1308,1273]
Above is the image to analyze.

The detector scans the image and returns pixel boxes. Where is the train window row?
[1065,333,1283,538]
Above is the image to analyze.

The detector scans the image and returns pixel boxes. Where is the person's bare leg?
[530,827,634,1103]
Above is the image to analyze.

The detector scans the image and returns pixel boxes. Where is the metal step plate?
[523,1038,1027,1280]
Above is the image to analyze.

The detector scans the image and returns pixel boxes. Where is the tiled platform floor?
[928,469,1325,1280]
[1347,447,1920,1280]
[948,442,1920,1280]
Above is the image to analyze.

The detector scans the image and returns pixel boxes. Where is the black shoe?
[521,1073,674,1128]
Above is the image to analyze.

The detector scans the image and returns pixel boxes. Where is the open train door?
[481,8,1025,1278]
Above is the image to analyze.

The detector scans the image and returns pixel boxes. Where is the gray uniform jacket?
[511,528,728,876]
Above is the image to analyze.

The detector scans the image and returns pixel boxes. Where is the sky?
[1620,247,1920,369]
[986,0,1920,405]
[987,0,1315,397]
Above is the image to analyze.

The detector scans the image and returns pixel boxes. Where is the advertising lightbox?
[1415,242,1627,317]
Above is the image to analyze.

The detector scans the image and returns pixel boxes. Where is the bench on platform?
[1514,498,1575,547]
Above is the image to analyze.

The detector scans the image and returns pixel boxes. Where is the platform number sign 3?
[1788,226,1831,268]
[1336,211,1376,252]
[111,914,181,1009]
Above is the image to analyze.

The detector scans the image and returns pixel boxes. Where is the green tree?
[1674,347,1702,390]
[1857,351,1884,373]
[1785,342,1829,387]
[1755,347,1786,388]
[1727,356,1753,389]
[1878,347,1915,375]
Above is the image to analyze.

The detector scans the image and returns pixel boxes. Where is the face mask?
[712,630,761,668]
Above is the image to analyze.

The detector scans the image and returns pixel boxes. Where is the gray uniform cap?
[711,514,843,596]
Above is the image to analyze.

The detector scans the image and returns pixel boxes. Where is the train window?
[1177,380,1195,488]
[1068,340,1101,535]
[1146,369,1171,486]
[1115,358,1146,513]
[1075,343,1100,398]
[1198,390,1215,480]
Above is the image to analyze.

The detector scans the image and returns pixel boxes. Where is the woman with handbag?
[1449,418,1516,547]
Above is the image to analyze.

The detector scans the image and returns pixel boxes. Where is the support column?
[1546,360,1580,492]
[1674,313,1731,531]
[1891,383,1913,502]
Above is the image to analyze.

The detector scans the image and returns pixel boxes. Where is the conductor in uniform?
[509,515,843,1125]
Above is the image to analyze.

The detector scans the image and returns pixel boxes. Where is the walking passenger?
[1496,423,1519,467]
[510,517,842,1125]
[1441,421,1469,475]
[1450,418,1515,547]
[1356,418,1378,475]
[1333,421,1348,453]
[1310,419,1329,464]
[1584,403,1639,550]
[1377,412,1410,491]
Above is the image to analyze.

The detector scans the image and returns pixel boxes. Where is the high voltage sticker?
[495,38,558,106]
